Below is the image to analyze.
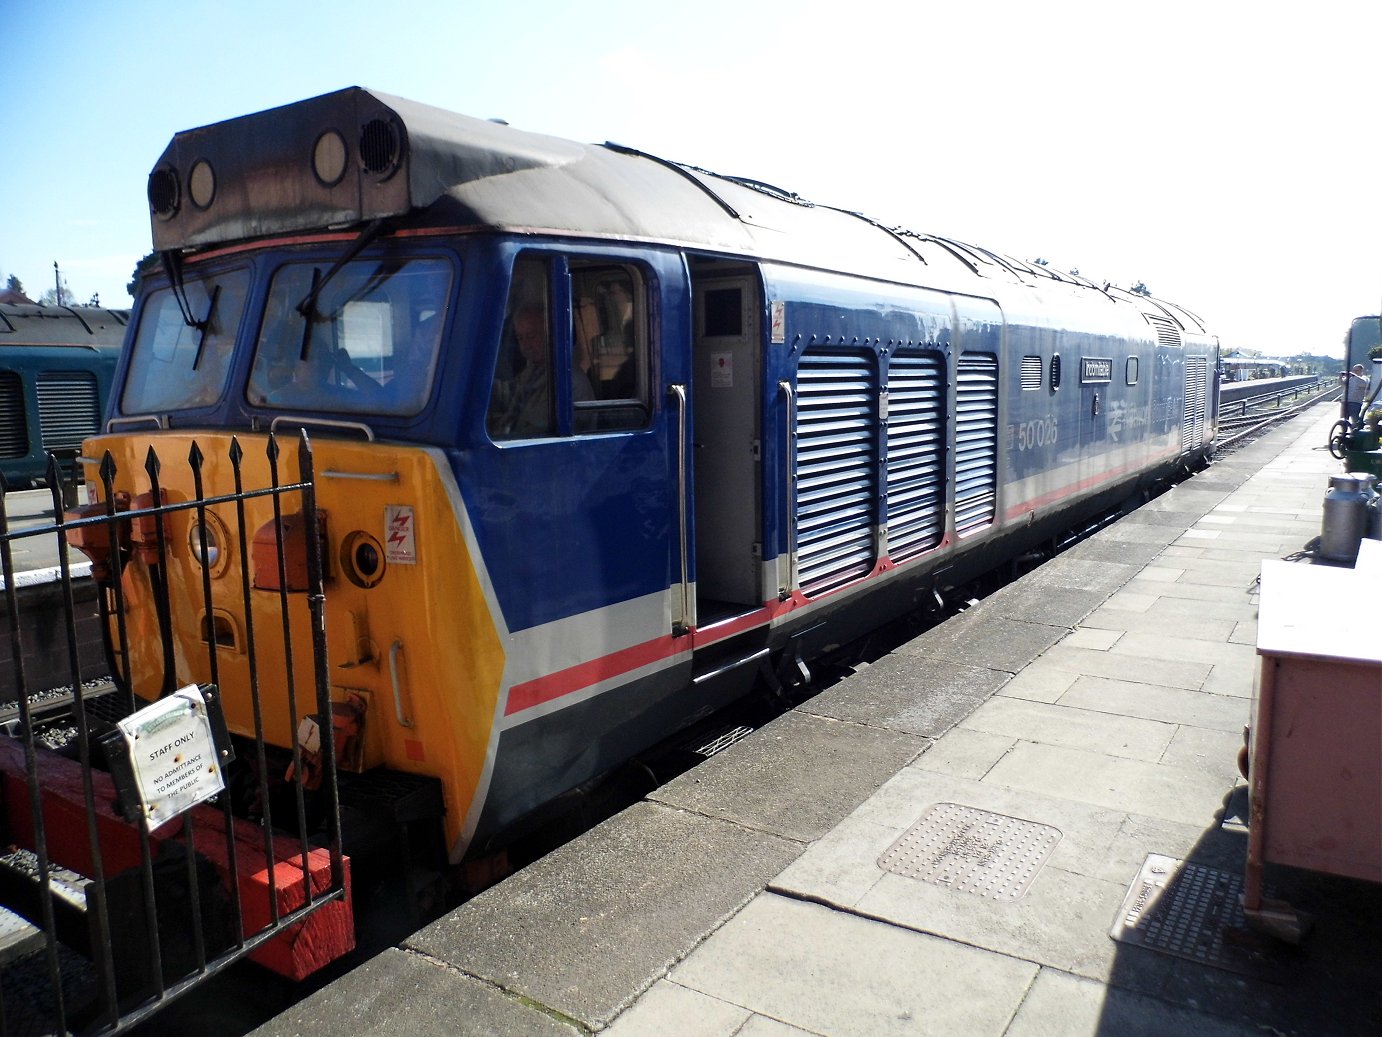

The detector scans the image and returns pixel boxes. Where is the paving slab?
[1057,674,1248,732]
[889,607,1071,673]
[982,741,1236,827]
[1027,644,1212,690]
[404,802,802,1029]
[1004,967,1262,1037]
[804,653,1009,739]
[1110,632,1257,668]
[668,893,1039,1037]
[649,709,927,842]
[957,695,1176,763]
[1079,606,1238,642]
[251,947,582,1036]
[977,579,1110,628]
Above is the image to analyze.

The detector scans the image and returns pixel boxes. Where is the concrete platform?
[254,408,1382,1037]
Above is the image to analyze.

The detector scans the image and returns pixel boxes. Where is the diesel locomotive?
[76,87,1217,913]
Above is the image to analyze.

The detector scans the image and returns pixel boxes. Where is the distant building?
[0,287,35,304]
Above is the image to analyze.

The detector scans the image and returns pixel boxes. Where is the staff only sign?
[102,685,234,831]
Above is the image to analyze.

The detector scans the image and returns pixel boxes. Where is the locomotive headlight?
[189,512,231,577]
[188,159,216,209]
[312,129,348,186]
[341,530,386,589]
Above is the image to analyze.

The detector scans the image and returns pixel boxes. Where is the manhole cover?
[1111,854,1284,979]
[877,802,1061,902]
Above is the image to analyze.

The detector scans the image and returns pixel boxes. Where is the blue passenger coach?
[1,303,128,489]
[83,88,1217,871]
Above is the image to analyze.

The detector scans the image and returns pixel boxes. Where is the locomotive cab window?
[122,267,250,413]
[489,254,650,440]
[247,256,450,416]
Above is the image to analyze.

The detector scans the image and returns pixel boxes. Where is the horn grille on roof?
[360,116,403,176]
[148,166,180,219]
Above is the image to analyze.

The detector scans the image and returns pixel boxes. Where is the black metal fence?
[0,432,346,1036]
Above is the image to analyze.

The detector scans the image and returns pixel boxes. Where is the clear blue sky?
[4,0,1380,359]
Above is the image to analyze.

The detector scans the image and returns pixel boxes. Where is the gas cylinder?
[1320,474,1369,562]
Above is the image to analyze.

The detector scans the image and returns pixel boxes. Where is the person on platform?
[1342,363,1370,424]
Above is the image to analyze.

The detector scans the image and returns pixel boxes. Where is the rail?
[1217,381,1340,449]
[1218,377,1330,421]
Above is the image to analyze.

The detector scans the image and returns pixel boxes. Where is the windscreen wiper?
[190,284,221,371]
[294,218,388,328]
[160,250,207,330]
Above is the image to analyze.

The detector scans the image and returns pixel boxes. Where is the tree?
[128,251,160,298]
[39,276,77,307]
[5,273,23,295]
[1129,281,1152,296]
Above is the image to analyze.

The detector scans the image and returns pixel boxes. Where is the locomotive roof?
[0,303,130,347]
[148,86,1208,336]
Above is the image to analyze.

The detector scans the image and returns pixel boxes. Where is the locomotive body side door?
[690,270,763,616]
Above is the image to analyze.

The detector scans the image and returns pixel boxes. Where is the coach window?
[1126,356,1139,385]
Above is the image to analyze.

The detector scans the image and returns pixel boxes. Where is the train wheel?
[1327,419,1351,460]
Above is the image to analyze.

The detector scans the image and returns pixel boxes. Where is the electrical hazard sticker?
[384,505,417,564]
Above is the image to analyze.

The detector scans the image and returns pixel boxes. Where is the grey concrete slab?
[250,947,583,1036]
[957,695,1176,763]
[1028,644,1212,690]
[1121,508,1215,528]
[649,710,927,842]
[1121,577,1261,604]
[1082,520,1181,545]
[668,894,1039,1037]
[1058,674,1248,732]
[405,802,802,1029]
[1080,606,1238,642]
[603,981,753,1036]
[995,665,1079,703]
[772,769,1134,978]
[1143,594,1259,622]
[1158,725,1244,784]
[804,653,1009,740]
[1005,967,1264,1037]
[1018,556,1140,598]
[604,980,824,1037]
[1061,536,1169,565]
[1110,632,1257,669]
[891,609,1069,674]
[1061,626,1122,650]
[982,742,1235,827]
[978,579,1110,628]
[911,727,1016,780]
[790,766,1132,888]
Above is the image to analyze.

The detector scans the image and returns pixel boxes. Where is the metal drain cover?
[877,802,1061,901]
[1111,854,1284,979]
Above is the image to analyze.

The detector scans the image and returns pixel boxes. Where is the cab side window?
[488,254,650,441]
[488,257,557,438]
[571,263,649,425]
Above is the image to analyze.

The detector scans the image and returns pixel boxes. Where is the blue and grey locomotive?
[83,87,1218,884]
